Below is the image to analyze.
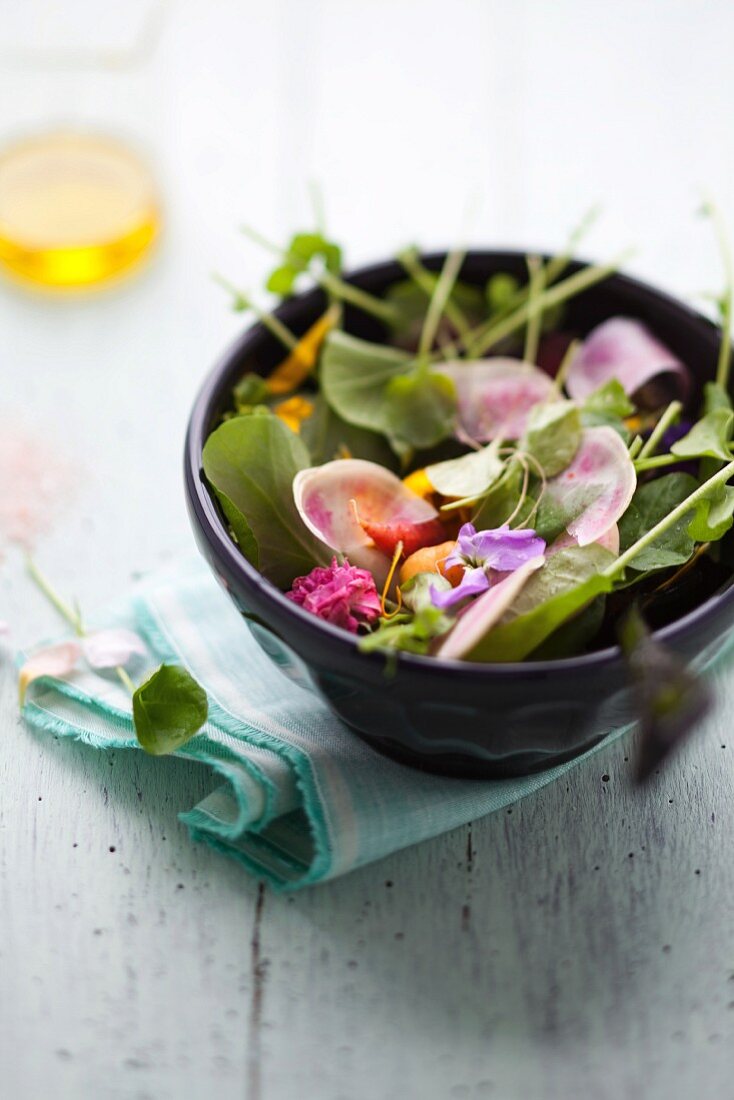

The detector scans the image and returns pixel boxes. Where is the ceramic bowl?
[185,252,734,777]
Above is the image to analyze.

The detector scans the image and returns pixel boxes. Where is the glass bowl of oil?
[0,2,164,292]
[0,130,159,289]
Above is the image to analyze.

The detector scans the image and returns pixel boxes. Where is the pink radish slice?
[435,556,545,660]
[566,317,690,403]
[549,523,620,557]
[544,427,636,547]
[293,459,440,585]
[438,358,556,441]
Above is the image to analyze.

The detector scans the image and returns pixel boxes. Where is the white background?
[1,3,733,1098]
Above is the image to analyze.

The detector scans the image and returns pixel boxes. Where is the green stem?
[543,203,602,286]
[523,255,544,364]
[467,252,633,360]
[26,556,138,698]
[418,247,466,359]
[309,180,326,236]
[397,247,473,342]
[212,275,299,351]
[26,557,84,636]
[467,204,602,350]
[628,435,644,460]
[550,339,580,397]
[445,251,632,364]
[636,400,682,461]
[240,224,284,257]
[606,459,734,577]
[633,452,683,472]
[704,200,733,390]
[317,268,400,325]
[116,666,136,693]
[241,224,400,325]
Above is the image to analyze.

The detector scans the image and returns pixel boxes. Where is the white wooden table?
[2,3,733,1096]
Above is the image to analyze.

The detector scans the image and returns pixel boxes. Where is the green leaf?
[703,380,732,414]
[233,372,271,410]
[464,545,615,662]
[582,379,635,419]
[289,232,342,274]
[620,607,712,782]
[486,272,519,313]
[263,231,343,299]
[266,264,298,296]
[618,473,698,572]
[427,439,504,501]
[530,595,606,660]
[385,371,456,450]
[400,571,451,613]
[133,664,208,756]
[532,491,579,544]
[320,330,412,435]
[671,408,734,461]
[320,331,455,454]
[520,399,582,476]
[358,604,451,656]
[472,462,526,530]
[580,412,630,441]
[299,394,398,469]
[580,379,633,438]
[687,484,734,541]
[484,270,563,331]
[385,277,484,342]
[214,486,260,566]
[202,413,329,587]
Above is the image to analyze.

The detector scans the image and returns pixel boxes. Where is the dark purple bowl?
[185,251,734,778]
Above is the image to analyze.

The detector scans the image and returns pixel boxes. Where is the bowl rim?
[185,248,734,680]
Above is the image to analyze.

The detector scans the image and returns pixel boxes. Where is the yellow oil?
[0,132,160,289]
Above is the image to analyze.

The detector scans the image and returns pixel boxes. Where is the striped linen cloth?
[22,556,629,890]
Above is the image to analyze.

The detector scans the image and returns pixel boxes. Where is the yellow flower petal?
[266,304,340,396]
[402,467,434,501]
[274,395,315,434]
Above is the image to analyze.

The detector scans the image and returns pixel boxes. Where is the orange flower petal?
[274,395,315,433]
[266,305,340,396]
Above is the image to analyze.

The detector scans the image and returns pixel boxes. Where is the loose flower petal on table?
[18,640,82,704]
[82,629,148,670]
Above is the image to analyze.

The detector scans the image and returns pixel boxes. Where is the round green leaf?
[132,664,208,756]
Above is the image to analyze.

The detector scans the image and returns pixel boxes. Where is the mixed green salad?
[205,210,734,673]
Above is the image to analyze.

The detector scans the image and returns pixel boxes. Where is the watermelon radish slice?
[549,522,620,556]
[544,427,636,547]
[293,459,442,585]
[438,358,557,442]
[436,557,545,660]
[566,317,690,403]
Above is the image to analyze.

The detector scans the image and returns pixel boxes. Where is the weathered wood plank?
[1,2,734,1098]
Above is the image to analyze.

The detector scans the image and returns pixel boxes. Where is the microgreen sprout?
[700,199,733,392]
[21,558,207,754]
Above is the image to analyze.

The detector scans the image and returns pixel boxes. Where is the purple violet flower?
[431,523,546,611]
[431,567,490,609]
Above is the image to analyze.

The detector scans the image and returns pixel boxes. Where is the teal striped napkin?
[22,557,625,890]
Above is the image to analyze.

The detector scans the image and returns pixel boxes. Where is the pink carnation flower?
[286,557,382,633]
